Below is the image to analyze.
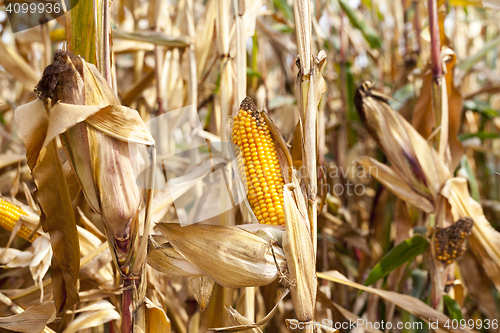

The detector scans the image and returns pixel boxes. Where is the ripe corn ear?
[232,97,285,225]
[0,199,38,241]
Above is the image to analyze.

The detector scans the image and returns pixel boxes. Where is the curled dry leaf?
[441,177,500,291]
[156,223,286,288]
[318,271,474,333]
[282,183,316,322]
[33,50,154,277]
[14,99,80,313]
[226,307,263,333]
[0,301,56,333]
[147,237,205,277]
[355,81,450,202]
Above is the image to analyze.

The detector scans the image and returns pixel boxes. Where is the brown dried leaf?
[283,183,317,322]
[442,177,500,291]
[14,100,80,313]
[355,82,450,201]
[357,156,435,213]
[188,277,215,311]
[0,301,55,333]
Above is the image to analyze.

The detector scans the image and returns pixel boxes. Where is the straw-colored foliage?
[0,0,499,332]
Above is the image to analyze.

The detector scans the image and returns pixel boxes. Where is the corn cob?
[232,97,285,225]
[0,199,38,241]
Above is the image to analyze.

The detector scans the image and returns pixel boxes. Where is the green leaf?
[461,155,480,202]
[273,0,294,22]
[443,295,464,321]
[457,35,500,72]
[338,0,382,49]
[364,235,429,286]
[459,132,500,141]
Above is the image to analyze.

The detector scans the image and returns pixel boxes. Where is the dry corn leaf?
[156,223,286,288]
[0,40,39,90]
[357,156,434,213]
[145,298,171,333]
[282,183,316,322]
[0,301,55,333]
[411,52,463,170]
[318,271,473,333]
[43,103,154,148]
[225,307,263,333]
[355,82,450,201]
[62,308,120,333]
[441,177,500,291]
[147,237,205,277]
[14,100,80,313]
[317,290,383,333]
[188,277,215,311]
[210,288,289,332]
[458,251,499,321]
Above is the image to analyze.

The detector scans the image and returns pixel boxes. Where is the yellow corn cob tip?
[0,199,38,242]
[232,97,285,225]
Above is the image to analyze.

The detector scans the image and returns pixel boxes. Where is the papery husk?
[355,81,450,201]
[156,223,287,288]
[282,183,316,322]
[14,99,80,313]
[34,50,154,274]
[226,307,263,333]
[147,237,205,277]
[441,177,500,291]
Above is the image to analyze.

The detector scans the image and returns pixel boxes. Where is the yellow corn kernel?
[0,199,38,242]
[232,97,285,225]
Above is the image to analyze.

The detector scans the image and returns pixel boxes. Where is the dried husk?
[441,177,500,291]
[14,99,80,313]
[147,237,205,277]
[282,183,316,322]
[188,277,215,311]
[156,223,287,288]
[355,81,450,201]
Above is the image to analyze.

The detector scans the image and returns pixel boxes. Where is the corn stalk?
[291,0,326,330]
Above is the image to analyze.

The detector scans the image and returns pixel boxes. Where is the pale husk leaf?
[43,103,154,148]
[441,177,500,290]
[147,238,205,277]
[317,271,474,333]
[14,100,80,313]
[156,223,286,288]
[0,301,56,333]
[282,183,317,322]
[357,156,435,213]
[355,83,450,200]
[62,308,121,333]
[188,277,215,311]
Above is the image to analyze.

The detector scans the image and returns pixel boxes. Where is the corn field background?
[0,0,500,332]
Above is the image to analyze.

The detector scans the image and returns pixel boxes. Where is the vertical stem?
[102,0,111,86]
[121,278,135,333]
[428,0,442,132]
[428,0,442,79]
[414,0,421,55]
